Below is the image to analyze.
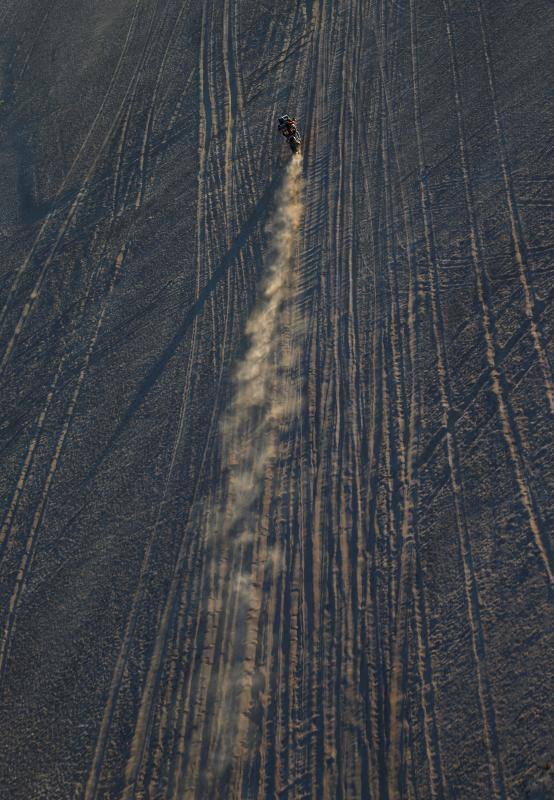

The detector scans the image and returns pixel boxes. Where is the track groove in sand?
[0,2,552,799]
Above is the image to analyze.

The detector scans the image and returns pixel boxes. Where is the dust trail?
[119,155,304,800]
[219,153,304,537]
[202,153,305,788]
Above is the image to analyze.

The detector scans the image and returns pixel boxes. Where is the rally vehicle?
[278,114,302,154]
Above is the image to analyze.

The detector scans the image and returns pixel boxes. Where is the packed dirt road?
[0,1,552,798]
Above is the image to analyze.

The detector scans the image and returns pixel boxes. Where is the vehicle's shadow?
[84,163,287,485]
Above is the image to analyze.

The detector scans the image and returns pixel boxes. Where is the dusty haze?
[0,1,553,799]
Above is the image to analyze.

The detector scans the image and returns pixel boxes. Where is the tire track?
[0,0,142,334]
[475,0,554,415]
[375,17,448,792]
[443,0,552,588]
[2,3,552,798]
[119,155,304,800]
[82,7,214,795]
[392,4,507,799]
[0,0,164,377]
[0,241,128,684]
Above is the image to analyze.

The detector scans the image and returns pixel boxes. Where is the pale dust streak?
[206,154,305,784]
[119,155,305,800]
[219,153,304,536]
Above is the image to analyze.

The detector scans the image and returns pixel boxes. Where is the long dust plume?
[198,153,305,793]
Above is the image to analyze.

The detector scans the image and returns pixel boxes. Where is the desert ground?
[0,1,553,798]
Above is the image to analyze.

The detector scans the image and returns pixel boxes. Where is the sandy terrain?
[0,1,552,798]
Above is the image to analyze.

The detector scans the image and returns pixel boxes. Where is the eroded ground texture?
[1,1,553,798]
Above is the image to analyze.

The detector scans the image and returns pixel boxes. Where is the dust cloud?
[117,155,306,800]
[219,153,304,538]
[205,154,305,783]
